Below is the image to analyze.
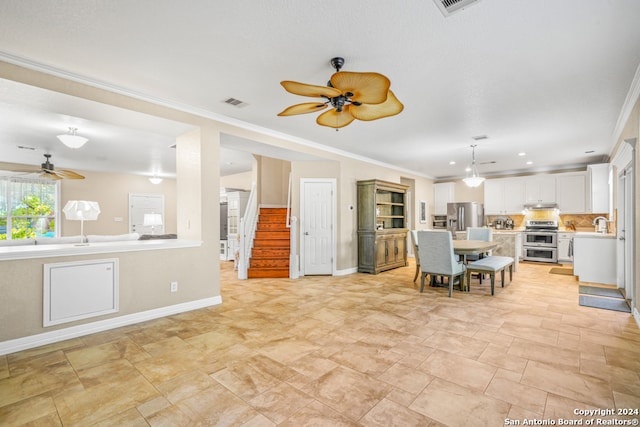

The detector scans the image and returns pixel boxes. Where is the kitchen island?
[456,230,521,271]
[573,232,616,285]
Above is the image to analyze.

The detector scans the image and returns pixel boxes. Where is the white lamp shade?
[143,213,163,226]
[57,134,88,148]
[57,128,88,149]
[63,200,101,221]
[463,175,485,187]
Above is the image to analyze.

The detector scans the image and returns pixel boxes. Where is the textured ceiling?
[0,0,639,180]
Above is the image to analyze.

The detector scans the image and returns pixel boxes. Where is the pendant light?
[57,127,88,149]
[462,144,485,187]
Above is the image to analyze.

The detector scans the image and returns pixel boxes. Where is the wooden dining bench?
[465,256,514,295]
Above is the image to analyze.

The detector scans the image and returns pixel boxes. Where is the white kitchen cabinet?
[483,178,525,215]
[434,182,455,215]
[588,163,610,214]
[573,233,616,284]
[525,176,556,204]
[483,180,503,215]
[557,232,574,263]
[556,173,586,213]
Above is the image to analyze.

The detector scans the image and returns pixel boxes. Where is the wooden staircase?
[248,207,290,278]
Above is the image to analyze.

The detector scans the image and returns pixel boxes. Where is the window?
[0,176,60,240]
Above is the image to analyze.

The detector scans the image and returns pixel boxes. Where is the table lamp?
[62,200,101,244]
[143,213,163,235]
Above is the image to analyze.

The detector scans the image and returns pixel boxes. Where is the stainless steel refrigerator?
[447,202,484,233]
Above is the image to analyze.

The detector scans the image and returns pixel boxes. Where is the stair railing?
[238,182,257,280]
[289,216,299,279]
[286,172,299,279]
[286,172,292,228]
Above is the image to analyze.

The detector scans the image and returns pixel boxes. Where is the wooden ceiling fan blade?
[56,169,85,179]
[40,170,62,180]
[350,90,404,121]
[330,71,390,105]
[316,105,355,128]
[278,102,328,116]
[281,81,342,98]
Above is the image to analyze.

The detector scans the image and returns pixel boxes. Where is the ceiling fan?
[8,154,85,180]
[278,57,404,129]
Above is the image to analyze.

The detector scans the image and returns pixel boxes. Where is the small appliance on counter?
[432,214,447,229]
[492,216,513,230]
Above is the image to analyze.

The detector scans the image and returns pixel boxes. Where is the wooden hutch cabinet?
[357,179,408,274]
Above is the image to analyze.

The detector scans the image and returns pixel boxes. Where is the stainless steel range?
[523,219,558,263]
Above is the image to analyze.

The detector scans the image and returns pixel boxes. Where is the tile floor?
[1,260,639,426]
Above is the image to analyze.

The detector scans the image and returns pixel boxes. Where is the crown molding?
[612,63,640,150]
[0,51,434,180]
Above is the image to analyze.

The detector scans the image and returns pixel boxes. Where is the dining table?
[453,239,498,263]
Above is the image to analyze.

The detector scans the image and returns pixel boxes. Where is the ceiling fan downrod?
[330,57,344,72]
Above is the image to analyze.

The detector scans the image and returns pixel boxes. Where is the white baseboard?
[0,296,222,356]
[335,267,358,276]
[634,306,640,329]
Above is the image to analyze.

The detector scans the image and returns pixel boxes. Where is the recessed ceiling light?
[526,161,533,165]
[449,161,456,165]
[465,166,472,172]
[518,152,526,156]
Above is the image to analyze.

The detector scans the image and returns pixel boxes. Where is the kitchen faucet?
[592,216,608,233]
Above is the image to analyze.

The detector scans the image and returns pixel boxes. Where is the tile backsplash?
[487,210,614,232]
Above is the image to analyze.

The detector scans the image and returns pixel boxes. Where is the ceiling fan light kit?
[462,144,485,187]
[57,127,88,149]
[278,57,403,129]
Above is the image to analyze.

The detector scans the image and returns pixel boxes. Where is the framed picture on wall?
[419,200,427,224]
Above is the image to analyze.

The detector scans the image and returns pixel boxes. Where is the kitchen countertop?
[574,232,616,239]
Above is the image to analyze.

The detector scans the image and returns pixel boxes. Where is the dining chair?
[417,230,466,297]
[409,230,421,282]
[465,227,493,261]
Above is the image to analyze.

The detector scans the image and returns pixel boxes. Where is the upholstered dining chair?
[410,230,421,282]
[417,230,466,297]
[465,227,493,262]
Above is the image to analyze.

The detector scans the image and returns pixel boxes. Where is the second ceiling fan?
[278,57,404,129]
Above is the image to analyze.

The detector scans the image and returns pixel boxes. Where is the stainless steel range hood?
[523,202,559,210]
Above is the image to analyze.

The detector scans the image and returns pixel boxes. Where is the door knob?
[619,236,625,241]
[304,232,309,235]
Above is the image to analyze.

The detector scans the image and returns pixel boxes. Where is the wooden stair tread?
[248,268,289,278]
[247,207,290,279]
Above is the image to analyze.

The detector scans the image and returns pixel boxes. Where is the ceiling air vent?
[433,0,481,17]
[223,97,248,108]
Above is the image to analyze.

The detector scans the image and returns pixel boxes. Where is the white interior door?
[617,171,626,292]
[623,165,634,302]
[301,179,335,275]
[617,164,635,302]
[129,193,164,235]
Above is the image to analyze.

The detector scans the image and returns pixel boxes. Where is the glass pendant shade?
[57,127,88,149]
[149,176,163,184]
